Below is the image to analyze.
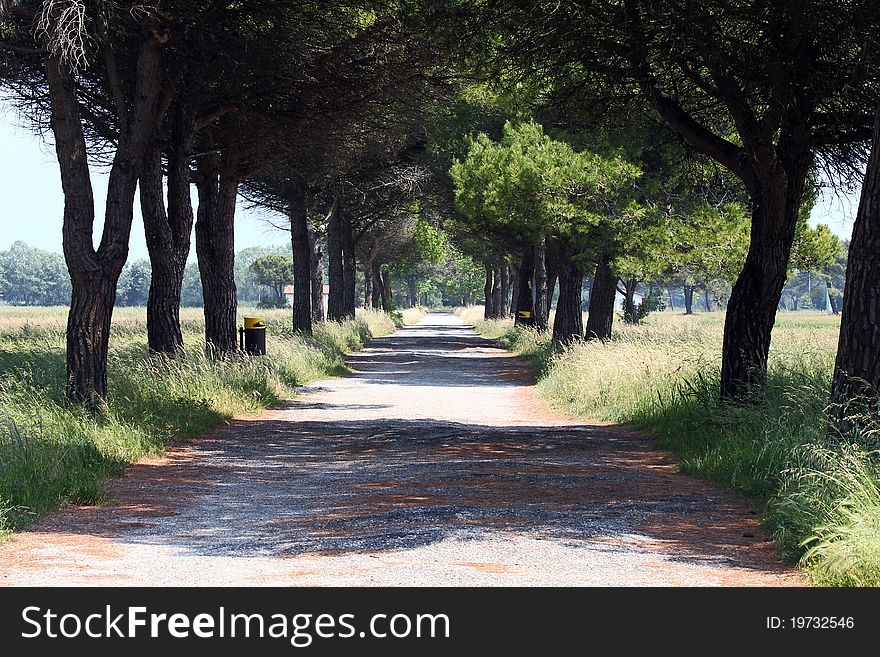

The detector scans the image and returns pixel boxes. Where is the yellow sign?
[517,311,532,319]
[244,316,267,330]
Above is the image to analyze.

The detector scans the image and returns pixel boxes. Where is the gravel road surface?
[0,312,803,586]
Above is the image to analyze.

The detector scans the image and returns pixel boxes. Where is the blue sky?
[0,110,290,262]
[0,106,861,261]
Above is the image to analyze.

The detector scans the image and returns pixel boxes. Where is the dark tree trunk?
[491,265,504,318]
[514,247,535,326]
[483,264,495,320]
[326,197,345,321]
[622,277,639,324]
[48,36,162,406]
[703,287,712,311]
[66,279,116,407]
[308,224,324,323]
[828,293,840,315]
[585,253,616,341]
[508,262,519,317]
[141,103,195,355]
[830,106,880,432]
[340,211,357,319]
[720,163,810,400]
[195,152,240,354]
[380,267,393,311]
[363,241,379,310]
[683,285,695,315]
[534,239,549,330]
[141,146,182,354]
[545,238,560,312]
[668,287,675,311]
[407,275,418,307]
[289,188,312,334]
[364,260,374,309]
[371,261,383,310]
[498,264,512,318]
[552,241,584,344]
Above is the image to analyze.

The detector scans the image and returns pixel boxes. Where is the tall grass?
[399,307,428,326]
[0,306,396,533]
[774,443,880,586]
[464,306,879,586]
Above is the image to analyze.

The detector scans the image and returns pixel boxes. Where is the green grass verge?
[0,307,396,533]
[461,306,880,587]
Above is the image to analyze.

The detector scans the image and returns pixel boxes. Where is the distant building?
[284,284,330,316]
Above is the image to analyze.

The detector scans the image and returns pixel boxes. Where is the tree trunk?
[195,152,239,354]
[492,265,504,318]
[407,275,418,307]
[326,197,345,321]
[683,285,695,315]
[623,277,639,324]
[498,264,511,318]
[363,260,374,309]
[830,105,880,432]
[289,187,312,334]
[552,241,584,344]
[371,261,383,309]
[308,224,324,323]
[545,238,561,313]
[141,146,182,354]
[534,239,549,330]
[48,36,162,406]
[141,102,195,354]
[340,210,357,319]
[585,253,616,341]
[828,293,839,316]
[514,247,535,326]
[363,240,379,310]
[66,278,116,407]
[380,267,393,311]
[508,262,519,317]
[720,164,810,400]
[483,264,495,320]
[668,287,675,311]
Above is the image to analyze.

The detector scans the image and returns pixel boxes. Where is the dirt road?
[0,313,802,586]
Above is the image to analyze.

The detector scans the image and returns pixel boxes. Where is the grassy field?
[458,306,880,587]
[0,305,396,534]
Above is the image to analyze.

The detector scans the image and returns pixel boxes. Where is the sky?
[0,105,862,262]
[0,109,291,263]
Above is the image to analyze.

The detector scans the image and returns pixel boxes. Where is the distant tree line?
[0,241,292,308]
[0,241,70,305]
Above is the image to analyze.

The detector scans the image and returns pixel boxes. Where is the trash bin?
[240,315,267,355]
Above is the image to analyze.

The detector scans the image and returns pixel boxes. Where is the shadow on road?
[14,312,793,583]
[345,322,527,388]
[33,416,787,576]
